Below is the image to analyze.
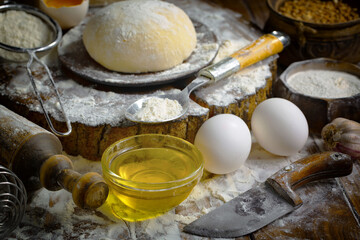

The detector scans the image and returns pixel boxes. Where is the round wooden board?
[0,0,274,161]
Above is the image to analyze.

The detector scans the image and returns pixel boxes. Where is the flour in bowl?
[286,69,360,99]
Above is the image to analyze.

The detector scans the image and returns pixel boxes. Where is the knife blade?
[183,151,353,238]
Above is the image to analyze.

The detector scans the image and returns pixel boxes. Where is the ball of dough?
[82,0,197,73]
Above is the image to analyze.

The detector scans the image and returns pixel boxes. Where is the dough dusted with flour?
[0,10,52,62]
[82,0,197,73]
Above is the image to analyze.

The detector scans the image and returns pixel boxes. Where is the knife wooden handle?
[266,151,352,207]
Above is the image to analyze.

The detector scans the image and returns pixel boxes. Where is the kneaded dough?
[82,0,197,73]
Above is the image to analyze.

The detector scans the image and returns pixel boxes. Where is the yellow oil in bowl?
[101,134,203,222]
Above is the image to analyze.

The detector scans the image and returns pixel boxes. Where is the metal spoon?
[125,75,209,123]
[125,31,290,124]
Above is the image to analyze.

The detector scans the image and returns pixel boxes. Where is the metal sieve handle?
[26,50,72,136]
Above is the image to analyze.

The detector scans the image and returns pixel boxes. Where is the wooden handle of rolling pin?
[40,155,109,209]
[230,32,287,70]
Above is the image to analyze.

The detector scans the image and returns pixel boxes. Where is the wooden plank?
[209,0,252,22]
[338,160,360,223]
[209,0,270,29]
[251,177,360,239]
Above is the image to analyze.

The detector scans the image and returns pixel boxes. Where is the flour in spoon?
[134,97,183,121]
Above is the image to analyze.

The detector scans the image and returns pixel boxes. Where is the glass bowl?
[101,134,204,222]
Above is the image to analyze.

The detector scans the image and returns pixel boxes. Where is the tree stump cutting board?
[0,0,276,160]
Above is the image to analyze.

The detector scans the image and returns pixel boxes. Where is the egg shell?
[194,114,252,174]
[251,98,309,156]
[39,0,89,29]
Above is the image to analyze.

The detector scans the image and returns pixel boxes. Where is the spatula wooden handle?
[266,151,353,207]
[40,155,109,209]
[198,31,289,82]
[230,33,286,70]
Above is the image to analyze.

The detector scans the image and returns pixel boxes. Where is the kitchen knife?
[183,151,353,238]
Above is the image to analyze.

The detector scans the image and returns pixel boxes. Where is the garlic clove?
[321,118,360,160]
[335,143,360,159]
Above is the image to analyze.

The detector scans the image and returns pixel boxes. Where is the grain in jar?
[278,0,359,24]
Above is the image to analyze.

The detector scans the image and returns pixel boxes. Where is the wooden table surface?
[2,1,360,239]
[5,136,360,240]
[250,159,360,240]
[216,2,360,239]
[225,1,360,239]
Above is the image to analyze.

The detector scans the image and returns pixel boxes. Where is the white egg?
[39,0,89,30]
[194,114,252,174]
[251,98,309,156]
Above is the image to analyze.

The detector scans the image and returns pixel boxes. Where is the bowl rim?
[101,134,204,192]
[266,0,360,28]
[279,57,360,100]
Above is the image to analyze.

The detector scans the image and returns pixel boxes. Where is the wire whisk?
[0,165,27,239]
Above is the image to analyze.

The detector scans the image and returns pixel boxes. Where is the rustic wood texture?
[252,177,360,240]
[339,160,360,223]
[209,0,270,29]
[0,106,109,209]
[0,64,209,161]
[0,0,274,161]
[250,139,360,240]
[1,1,360,239]
[5,135,360,240]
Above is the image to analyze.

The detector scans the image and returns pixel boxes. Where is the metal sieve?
[0,4,72,136]
[0,165,27,239]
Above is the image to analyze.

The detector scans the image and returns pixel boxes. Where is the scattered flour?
[189,24,274,107]
[57,14,218,86]
[134,97,183,122]
[9,137,327,239]
[2,1,303,239]
[286,69,360,99]
[0,0,272,126]
[0,63,208,127]
[0,10,52,62]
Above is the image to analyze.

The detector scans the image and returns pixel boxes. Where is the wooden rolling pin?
[0,105,109,209]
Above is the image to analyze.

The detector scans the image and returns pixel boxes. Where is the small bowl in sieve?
[0,4,72,136]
